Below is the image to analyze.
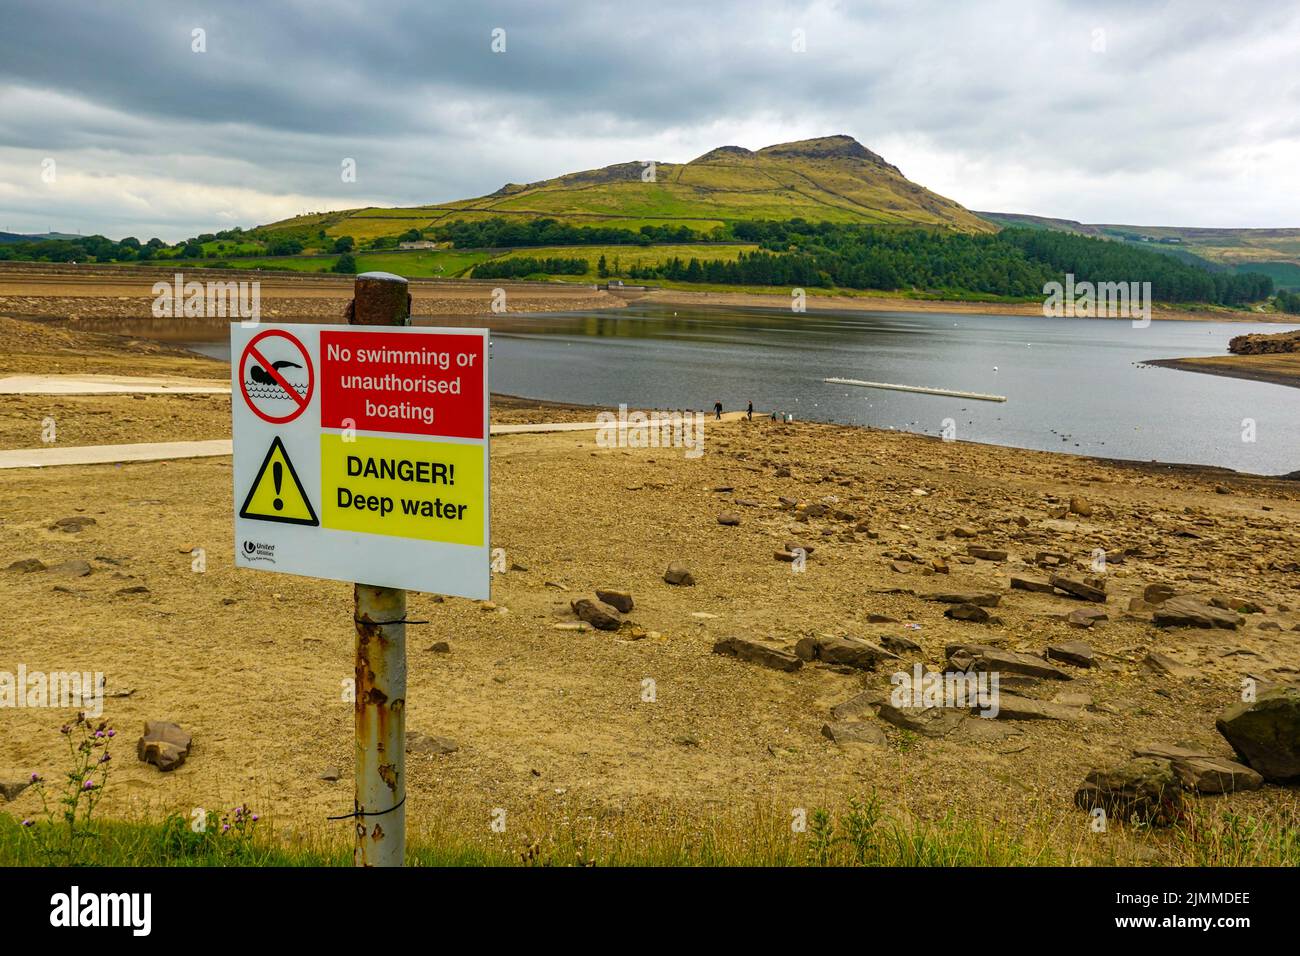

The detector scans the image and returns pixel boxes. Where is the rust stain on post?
[350,272,411,867]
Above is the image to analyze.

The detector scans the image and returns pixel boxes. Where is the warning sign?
[239,436,318,526]
[230,322,490,599]
[238,329,314,424]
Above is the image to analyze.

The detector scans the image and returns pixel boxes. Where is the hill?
[260,135,994,241]
[978,212,1300,288]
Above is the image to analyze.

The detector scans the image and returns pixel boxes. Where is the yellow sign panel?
[320,433,484,546]
[239,436,319,526]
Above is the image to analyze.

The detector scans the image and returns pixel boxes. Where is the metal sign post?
[349,272,411,867]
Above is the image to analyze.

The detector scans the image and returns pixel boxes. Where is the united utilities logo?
[242,540,276,564]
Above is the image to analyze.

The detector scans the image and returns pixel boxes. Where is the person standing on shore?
[714,401,722,421]
[747,401,753,421]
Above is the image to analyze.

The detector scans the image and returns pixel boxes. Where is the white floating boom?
[824,377,1007,403]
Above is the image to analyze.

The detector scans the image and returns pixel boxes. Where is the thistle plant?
[22,713,115,865]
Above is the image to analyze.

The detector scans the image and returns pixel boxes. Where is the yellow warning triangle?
[239,436,318,526]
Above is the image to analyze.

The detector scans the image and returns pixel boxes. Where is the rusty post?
[349,272,411,867]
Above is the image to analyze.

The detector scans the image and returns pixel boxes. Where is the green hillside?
[260,135,995,241]
[977,211,1300,275]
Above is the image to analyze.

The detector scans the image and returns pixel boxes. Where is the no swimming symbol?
[239,437,318,526]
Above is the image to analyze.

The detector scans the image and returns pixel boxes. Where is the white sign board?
[230,322,490,599]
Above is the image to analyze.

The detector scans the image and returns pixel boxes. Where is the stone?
[821,721,887,747]
[1068,497,1093,517]
[1010,575,1054,594]
[595,588,634,613]
[1132,744,1263,794]
[829,689,887,721]
[1074,758,1184,826]
[966,546,1008,561]
[1209,594,1263,614]
[571,598,622,631]
[5,558,45,573]
[1050,574,1107,603]
[875,700,966,737]
[407,733,458,755]
[867,613,898,624]
[879,634,922,656]
[1143,583,1177,604]
[1128,596,1156,613]
[50,516,96,533]
[926,590,1001,607]
[427,641,451,653]
[944,603,989,623]
[319,768,342,782]
[716,513,741,526]
[890,560,913,574]
[947,645,1074,681]
[0,774,34,802]
[1046,639,1094,668]
[952,526,980,538]
[1143,652,1199,679]
[663,561,695,586]
[1215,686,1300,781]
[795,635,899,670]
[712,636,802,672]
[136,721,192,772]
[48,559,92,578]
[1067,608,1108,628]
[1153,595,1242,630]
[988,694,1082,721]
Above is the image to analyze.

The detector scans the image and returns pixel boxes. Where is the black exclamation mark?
[449,464,454,486]
[273,461,283,511]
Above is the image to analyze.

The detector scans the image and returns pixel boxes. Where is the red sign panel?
[319,330,485,440]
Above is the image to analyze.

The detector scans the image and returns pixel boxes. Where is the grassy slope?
[979,211,1300,275]
[261,136,996,241]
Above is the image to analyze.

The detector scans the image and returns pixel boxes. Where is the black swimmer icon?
[249,360,303,386]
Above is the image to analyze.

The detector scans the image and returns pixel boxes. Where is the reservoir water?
[180,303,1298,475]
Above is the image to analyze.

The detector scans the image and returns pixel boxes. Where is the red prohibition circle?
[239,329,314,424]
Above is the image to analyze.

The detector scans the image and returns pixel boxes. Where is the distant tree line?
[471,256,588,279]
[434,217,708,248]
[1276,289,1300,314]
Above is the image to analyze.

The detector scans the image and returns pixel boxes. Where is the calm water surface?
[181,303,1299,474]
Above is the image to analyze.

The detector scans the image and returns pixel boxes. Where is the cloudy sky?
[2,0,1298,241]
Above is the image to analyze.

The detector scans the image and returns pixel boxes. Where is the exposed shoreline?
[1146,354,1300,391]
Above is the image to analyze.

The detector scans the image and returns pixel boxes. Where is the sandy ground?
[2,286,1299,859]
[1147,353,1300,390]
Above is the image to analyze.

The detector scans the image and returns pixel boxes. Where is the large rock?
[1153,595,1243,630]
[571,597,622,631]
[879,634,922,656]
[407,732,458,755]
[1143,583,1176,605]
[0,773,34,802]
[1010,575,1055,594]
[1045,639,1094,669]
[944,603,990,623]
[5,558,45,573]
[663,561,695,586]
[794,635,899,671]
[875,700,966,738]
[1216,686,1300,781]
[137,721,192,772]
[966,546,1007,562]
[989,694,1083,721]
[821,721,887,747]
[829,689,886,721]
[1143,652,1199,679]
[1133,743,1263,794]
[595,588,634,613]
[926,590,1001,607]
[712,636,802,672]
[1074,758,1184,826]
[947,644,1073,680]
[1050,574,1107,603]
